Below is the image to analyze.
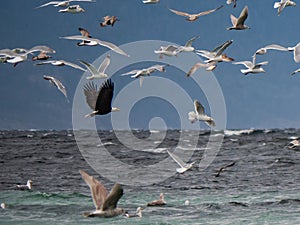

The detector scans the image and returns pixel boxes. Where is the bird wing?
[26,45,55,54]
[79,170,108,210]
[78,27,91,37]
[185,36,199,47]
[121,69,141,76]
[233,61,253,69]
[186,62,208,77]
[35,60,56,66]
[96,39,129,57]
[169,8,191,17]
[43,75,68,101]
[148,64,166,72]
[291,68,300,75]
[293,43,300,63]
[213,40,233,56]
[83,82,99,110]
[263,44,289,51]
[79,60,98,75]
[230,14,238,26]
[253,61,268,69]
[194,100,205,115]
[236,5,248,26]
[61,60,86,71]
[0,49,20,57]
[101,183,123,211]
[165,45,180,52]
[98,54,110,73]
[167,150,187,168]
[195,50,215,59]
[95,79,114,114]
[36,1,62,8]
[196,5,223,17]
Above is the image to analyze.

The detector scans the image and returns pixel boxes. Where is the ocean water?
[0,129,299,225]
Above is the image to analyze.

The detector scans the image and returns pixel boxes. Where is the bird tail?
[188,111,197,123]
[273,2,280,8]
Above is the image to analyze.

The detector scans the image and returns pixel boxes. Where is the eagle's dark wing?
[83,82,99,110]
[95,79,114,115]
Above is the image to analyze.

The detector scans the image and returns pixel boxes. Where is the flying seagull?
[169,5,223,21]
[100,16,119,27]
[43,75,69,102]
[16,180,32,190]
[167,150,196,174]
[60,35,129,57]
[186,62,217,77]
[188,100,215,127]
[254,44,290,56]
[121,64,168,87]
[154,45,181,58]
[83,79,120,118]
[147,193,167,206]
[274,0,296,15]
[36,59,86,72]
[79,170,124,218]
[58,5,85,13]
[177,36,200,53]
[227,5,249,30]
[233,57,268,75]
[142,0,159,4]
[79,55,110,80]
[215,162,236,177]
[36,0,95,8]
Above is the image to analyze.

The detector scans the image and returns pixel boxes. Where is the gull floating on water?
[36,59,86,71]
[169,5,223,21]
[233,57,268,75]
[288,139,300,148]
[147,193,167,206]
[227,5,249,30]
[83,79,120,118]
[188,100,215,127]
[100,16,119,27]
[142,0,159,4]
[43,75,69,102]
[167,150,196,174]
[1,203,6,209]
[79,55,110,80]
[79,170,124,218]
[125,207,143,218]
[154,45,181,58]
[58,5,85,13]
[121,64,168,87]
[274,0,296,15]
[60,35,129,57]
[16,180,32,190]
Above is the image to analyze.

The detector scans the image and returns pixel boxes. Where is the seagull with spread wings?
[274,0,296,15]
[227,5,249,30]
[36,0,95,8]
[43,75,69,102]
[233,57,268,75]
[36,59,86,71]
[79,170,124,218]
[188,100,215,127]
[167,150,196,174]
[169,5,223,21]
[79,54,110,80]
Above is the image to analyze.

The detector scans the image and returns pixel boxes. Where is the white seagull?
[16,180,32,190]
[227,5,249,30]
[121,64,168,87]
[79,170,124,218]
[186,62,217,77]
[167,150,196,174]
[177,36,200,53]
[43,75,69,102]
[142,0,159,4]
[254,44,290,56]
[79,54,110,80]
[154,45,181,58]
[233,57,268,75]
[36,59,86,71]
[36,0,95,8]
[274,0,296,15]
[58,5,85,13]
[188,100,215,127]
[125,207,143,218]
[60,35,129,57]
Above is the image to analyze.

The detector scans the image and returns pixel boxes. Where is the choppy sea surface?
[0,129,299,225]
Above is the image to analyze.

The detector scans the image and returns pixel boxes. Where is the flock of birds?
[1,0,300,219]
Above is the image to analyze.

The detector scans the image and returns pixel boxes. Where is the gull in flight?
[167,150,196,174]
[142,0,159,4]
[227,5,249,30]
[0,45,55,66]
[154,45,181,58]
[188,100,215,127]
[58,5,85,13]
[226,0,237,8]
[147,193,167,206]
[83,79,120,118]
[79,170,124,218]
[36,59,86,71]
[274,0,296,15]
[79,54,110,80]
[177,36,200,53]
[169,5,223,21]
[233,57,268,75]
[125,207,143,218]
[60,35,129,57]
[76,27,95,46]
[186,62,217,77]
[16,180,32,190]
[215,162,236,177]
[291,68,300,75]
[32,51,52,61]
[121,64,168,87]
[43,75,69,102]
[100,16,119,27]
[36,0,95,8]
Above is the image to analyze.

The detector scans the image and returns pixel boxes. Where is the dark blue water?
[0,129,299,224]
